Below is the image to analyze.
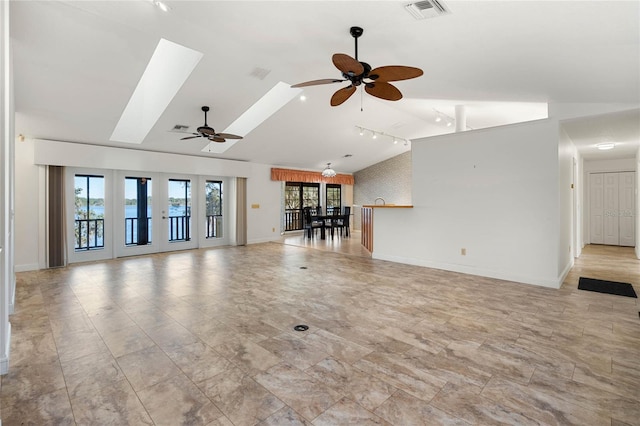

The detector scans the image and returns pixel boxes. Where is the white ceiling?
[10,1,640,173]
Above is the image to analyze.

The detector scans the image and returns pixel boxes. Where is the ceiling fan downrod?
[201,106,209,126]
[350,26,363,61]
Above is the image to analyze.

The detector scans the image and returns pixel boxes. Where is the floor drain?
[294,325,309,332]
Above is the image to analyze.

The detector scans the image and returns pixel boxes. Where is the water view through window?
[125,177,152,245]
[168,179,191,241]
[74,174,105,250]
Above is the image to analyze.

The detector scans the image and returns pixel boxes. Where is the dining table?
[308,213,349,239]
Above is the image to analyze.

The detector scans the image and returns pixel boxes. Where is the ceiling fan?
[291,26,424,106]
[180,106,242,143]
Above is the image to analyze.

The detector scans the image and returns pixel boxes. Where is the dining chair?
[334,206,350,237]
[303,206,324,238]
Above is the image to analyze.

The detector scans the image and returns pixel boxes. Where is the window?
[326,184,341,214]
[124,177,152,245]
[205,180,223,238]
[74,174,105,250]
[168,179,191,241]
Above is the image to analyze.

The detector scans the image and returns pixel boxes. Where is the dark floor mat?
[578,277,638,298]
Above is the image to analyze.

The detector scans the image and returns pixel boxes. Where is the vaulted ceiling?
[11,1,640,173]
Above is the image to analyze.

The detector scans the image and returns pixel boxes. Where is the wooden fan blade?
[180,135,202,140]
[331,85,356,106]
[291,79,345,88]
[365,82,402,101]
[216,133,243,140]
[332,53,364,76]
[209,136,226,143]
[368,66,423,82]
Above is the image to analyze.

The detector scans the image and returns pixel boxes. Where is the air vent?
[250,67,271,80]
[171,124,189,132]
[405,0,451,19]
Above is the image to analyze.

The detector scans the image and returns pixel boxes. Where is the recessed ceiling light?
[300,95,306,101]
[155,1,170,12]
[110,39,203,144]
[596,142,615,150]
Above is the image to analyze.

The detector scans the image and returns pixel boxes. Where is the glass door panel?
[160,175,198,252]
[205,180,223,239]
[124,177,152,246]
[167,179,191,242]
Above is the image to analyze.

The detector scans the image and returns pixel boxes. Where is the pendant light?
[322,163,337,177]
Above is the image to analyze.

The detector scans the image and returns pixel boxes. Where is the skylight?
[110,38,203,144]
[202,81,303,154]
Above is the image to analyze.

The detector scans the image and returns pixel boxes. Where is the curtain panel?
[270,168,354,185]
[235,177,247,246]
[48,165,67,268]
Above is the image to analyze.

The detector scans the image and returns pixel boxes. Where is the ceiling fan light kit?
[291,26,424,106]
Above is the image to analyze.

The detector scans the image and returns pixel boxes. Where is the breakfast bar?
[361,205,413,253]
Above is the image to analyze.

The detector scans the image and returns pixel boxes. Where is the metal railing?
[206,214,223,238]
[168,215,190,241]
[125,217,152,245]
[284,209,303,231]
[75,218,104,250]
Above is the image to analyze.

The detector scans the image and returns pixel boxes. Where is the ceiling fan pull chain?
[360,86,364,112]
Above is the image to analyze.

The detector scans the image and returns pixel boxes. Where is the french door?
[115,172,198,257]
[69,169,231,262]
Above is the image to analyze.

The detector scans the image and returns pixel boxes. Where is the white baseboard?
[15,263,40,272]
[373,253,562,289]
[1,322,11,375]
[558,257,574,287]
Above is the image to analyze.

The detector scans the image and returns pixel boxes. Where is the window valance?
[270,168,354,185]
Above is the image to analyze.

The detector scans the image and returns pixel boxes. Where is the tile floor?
[1,238,639,425]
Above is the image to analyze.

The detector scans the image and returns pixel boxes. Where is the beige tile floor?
[1,236,639,425]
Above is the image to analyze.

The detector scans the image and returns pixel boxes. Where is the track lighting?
[354,126,410,147]
[434,109,457,129]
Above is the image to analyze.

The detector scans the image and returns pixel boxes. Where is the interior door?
[159,175,198,252]
[618,171,635,247]
[589,173,604,244]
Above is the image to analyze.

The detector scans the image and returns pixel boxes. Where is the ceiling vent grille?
[171,124,190,132]
[405,0,451,19]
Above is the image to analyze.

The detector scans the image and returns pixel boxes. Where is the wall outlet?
[461,248,466,256]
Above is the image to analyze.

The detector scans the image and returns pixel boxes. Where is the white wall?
[372,119,563,288]
[14,139,43,271]
[637,147,640,259]
[14,139,282,270]
[1,0,12,375]
[558,127,577,279]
